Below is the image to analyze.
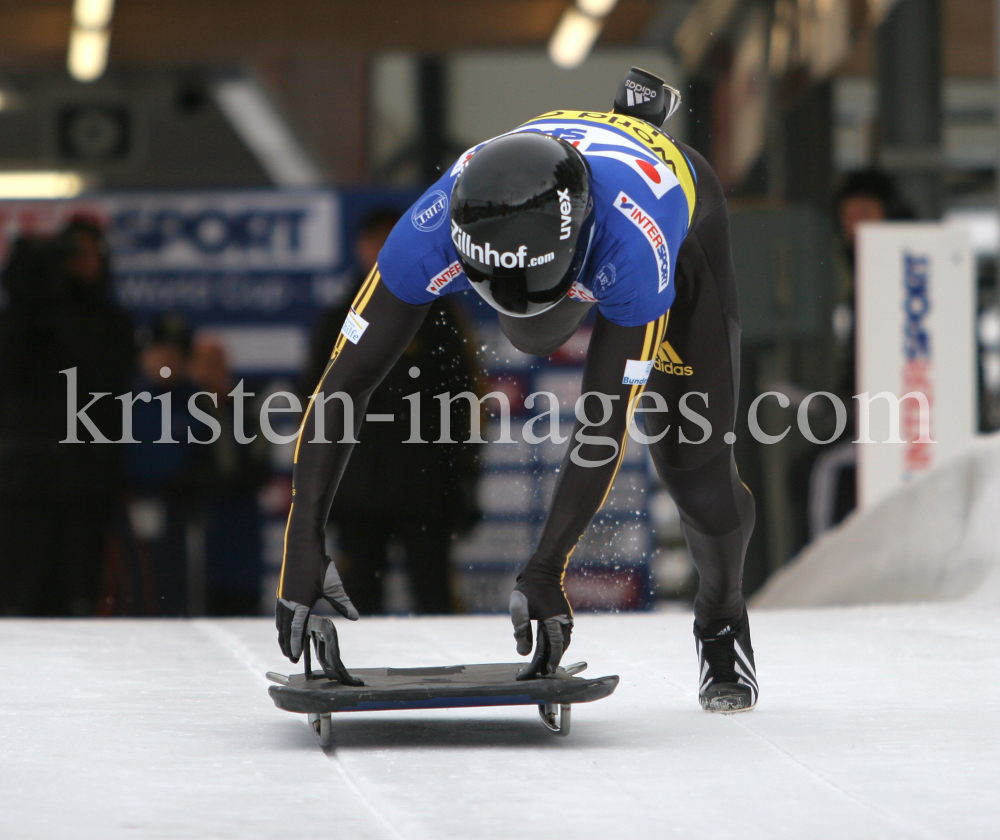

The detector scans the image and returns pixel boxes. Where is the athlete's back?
[377,109,699,329]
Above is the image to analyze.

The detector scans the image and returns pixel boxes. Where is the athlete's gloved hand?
[509,561,573,679]
[276,555,359,662]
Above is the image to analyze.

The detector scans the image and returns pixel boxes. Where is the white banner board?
[856,223,975,509]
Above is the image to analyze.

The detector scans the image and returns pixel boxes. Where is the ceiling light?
[549,8,603,69]
[0,172,85,199]
[73,0,115,31]
[576,0,618,17]
[68,27,110,83]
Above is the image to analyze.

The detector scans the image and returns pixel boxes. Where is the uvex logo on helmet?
[558,188,573,240]
[451,220,554,269]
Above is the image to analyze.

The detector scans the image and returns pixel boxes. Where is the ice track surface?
[1,608,998,840]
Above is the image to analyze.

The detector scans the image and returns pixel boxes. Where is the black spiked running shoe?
[694,608,758,713]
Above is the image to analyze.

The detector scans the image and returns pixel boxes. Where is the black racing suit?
[277,142,754,645]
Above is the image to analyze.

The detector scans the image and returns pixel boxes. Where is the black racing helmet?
[450,132,594,317]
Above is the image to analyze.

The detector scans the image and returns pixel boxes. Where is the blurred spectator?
[837,171,897,253]
[124,314,201,616]
[832,170,909,395]
[188,335,270,615]
[301,210,482,614]
[0,218,135,616]
[805,171,912,541]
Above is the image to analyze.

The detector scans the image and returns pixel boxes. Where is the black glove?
[509,561,573,679]
[276,555,359,663]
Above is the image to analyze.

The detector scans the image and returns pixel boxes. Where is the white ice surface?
[1,608,998,840]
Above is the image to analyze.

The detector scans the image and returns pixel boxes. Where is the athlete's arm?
[276,268,431,661]
[511,309,668,675]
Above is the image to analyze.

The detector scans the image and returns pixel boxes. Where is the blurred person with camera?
[300,210,482,616]
[0,218,135,616]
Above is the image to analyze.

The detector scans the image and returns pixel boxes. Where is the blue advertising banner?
[0,187,423,375]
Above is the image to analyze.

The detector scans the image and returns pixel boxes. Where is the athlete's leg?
[644,143,755,631]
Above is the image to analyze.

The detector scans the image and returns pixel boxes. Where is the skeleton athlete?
[276,68,758,712]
